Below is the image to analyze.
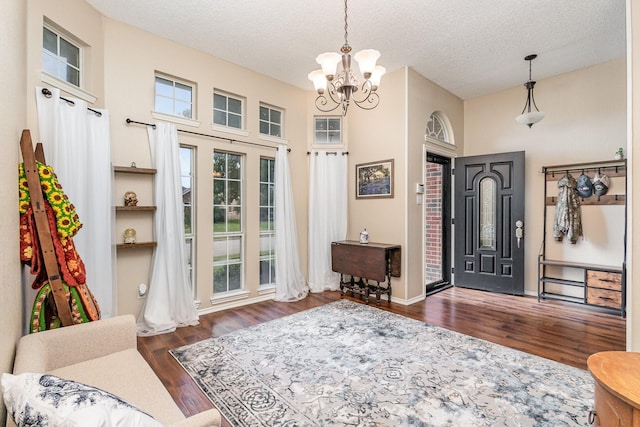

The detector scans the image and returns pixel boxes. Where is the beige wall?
[464,59,627,301]
[102,19,310,314]
[346,68,408,298]
[0,0,26,423]
[406,68,464,301]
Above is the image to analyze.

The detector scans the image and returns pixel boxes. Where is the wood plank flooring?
[137,287,626,425]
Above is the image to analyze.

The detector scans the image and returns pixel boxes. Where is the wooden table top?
[587,351,640,409]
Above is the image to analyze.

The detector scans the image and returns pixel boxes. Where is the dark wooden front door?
[454,151,525,295]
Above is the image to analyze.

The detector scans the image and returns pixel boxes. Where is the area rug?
[170,300,593,426]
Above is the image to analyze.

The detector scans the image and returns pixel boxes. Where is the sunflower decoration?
[18,161,82,238]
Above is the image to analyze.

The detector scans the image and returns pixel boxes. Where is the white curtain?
[274,146,308,301]
[308,151,348,292]
[137,122,199,336]
[35,87,115,318]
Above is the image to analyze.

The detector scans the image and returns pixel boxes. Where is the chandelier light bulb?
[308,70,327,94]
[369,66,386,90]
[354,49,380,78]
[316,52,342,80]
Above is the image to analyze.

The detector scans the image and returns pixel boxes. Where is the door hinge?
[451,168,455,175]
[451,267,455,274]
[451,218,455,225]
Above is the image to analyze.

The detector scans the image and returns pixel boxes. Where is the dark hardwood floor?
[137,287,626,425]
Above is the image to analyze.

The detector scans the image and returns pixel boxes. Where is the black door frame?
[425,152,452,296]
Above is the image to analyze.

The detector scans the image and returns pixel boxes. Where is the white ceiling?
[85,0,626,100]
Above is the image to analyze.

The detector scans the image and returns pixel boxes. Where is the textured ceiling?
[85,0,626,100]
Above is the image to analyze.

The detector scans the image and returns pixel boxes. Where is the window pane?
[154,97,172,115]
[214,110,227,126]
[155,77,173,97]
[260,159,269,181]
[213,152,226,178]
[65,66,79,86]
[228,264,241,291]
[315,118,327,131]
[479,178,496,249]
[260,106,269,120]
[260,183,269,206]
[328,118,340,130]
[315,132,327,144]
[42,52,58,76]
[175,101,192,118]
[184,206,192,234]
[259,260,271,285]
[269,160,275,180]
[228,181,241,204]
[259,121,269,135]
[213,265,227,293]
[175,82,192,102]
[213,237,229,264]
[213,206,226,232]
[213,179,226,204]
[328,131,340,143]
[270,124,281,137]
[43,27,57,54]
[229,237,241,261]
[228,207,241,232]
[228,98,242,114]
[270,109,282,124]
[59,38,79,67]
[214,93,227,109]
[227,155,241,179]
[259,207,270,229]
[228,113,241,129]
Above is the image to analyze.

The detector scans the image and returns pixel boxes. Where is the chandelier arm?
[351,80,381,110]
[314,81,344,113]
[314,94,342,113]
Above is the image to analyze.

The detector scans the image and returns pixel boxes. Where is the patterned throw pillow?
[1,372,163,427]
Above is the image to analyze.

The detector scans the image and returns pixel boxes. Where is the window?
[259,158,276,287]
[214,91,243,129]
[155,74,194,119]
[314,117,341,145]
[259,104,283,138]
[426,112,450,143]
[42,25,81,87]
[181,146,196,296]
[213,152,243,293]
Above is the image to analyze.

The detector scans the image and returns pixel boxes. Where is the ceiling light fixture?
[308,0,385,116]
[515,54,545,128]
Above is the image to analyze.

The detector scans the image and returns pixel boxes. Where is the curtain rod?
[126,118,289,152]
[307,151,349,155]
[41,88,102,117]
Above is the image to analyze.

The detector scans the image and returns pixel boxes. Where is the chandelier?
[308,0,385,116]
[515,54,545,128]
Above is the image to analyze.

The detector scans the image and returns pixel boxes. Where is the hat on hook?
[576,174,593,198]
[593,172,609,196]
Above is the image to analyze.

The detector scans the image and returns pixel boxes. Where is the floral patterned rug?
[170,300,593,426]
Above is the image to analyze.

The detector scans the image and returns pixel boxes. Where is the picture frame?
[356,159,394,199]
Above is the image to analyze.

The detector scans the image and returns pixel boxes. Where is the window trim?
[259,157,276,287]
[42,22,83,88]
[213,90,245,131]
[154,72,197,120]
[259,103,284,139]
[180,144,196,299]
[213,151,245,295]
[313,116,343,147]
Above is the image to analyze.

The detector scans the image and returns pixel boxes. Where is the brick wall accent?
[425,163,443,283]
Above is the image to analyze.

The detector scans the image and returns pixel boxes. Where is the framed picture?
[356,159,394,199]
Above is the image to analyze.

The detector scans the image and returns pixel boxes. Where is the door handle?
[515,220,524,248]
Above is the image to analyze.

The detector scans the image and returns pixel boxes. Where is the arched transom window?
[426,112,450,144]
